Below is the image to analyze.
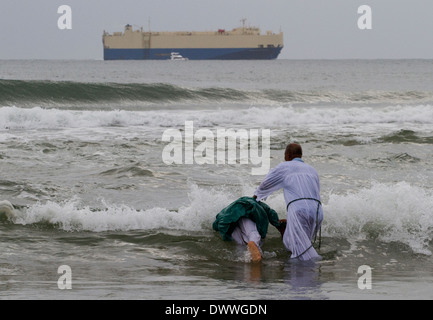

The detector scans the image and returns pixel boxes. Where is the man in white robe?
[253,143,323,261]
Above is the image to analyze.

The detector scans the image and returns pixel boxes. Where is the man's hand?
[276,219,287,237]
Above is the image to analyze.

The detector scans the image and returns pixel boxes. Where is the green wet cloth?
[212,196,282,241]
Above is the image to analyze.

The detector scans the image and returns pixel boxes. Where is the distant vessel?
[102,21,283,60]
[170,52,188,61]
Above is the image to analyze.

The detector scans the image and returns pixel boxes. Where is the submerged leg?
[247,241,262,263]
[231,217,263,262]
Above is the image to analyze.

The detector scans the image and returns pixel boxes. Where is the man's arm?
[254,164,285,201]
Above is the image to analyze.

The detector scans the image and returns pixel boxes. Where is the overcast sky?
[1,0,433,59]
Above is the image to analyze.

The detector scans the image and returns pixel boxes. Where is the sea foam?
[323,181,433,255]
[6,181,433,255]
[1,104,433,131]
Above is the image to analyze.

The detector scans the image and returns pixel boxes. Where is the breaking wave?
[2,182,433,255]
[1,104,433,131]
[1,79,433,107]
[323,182,433,255]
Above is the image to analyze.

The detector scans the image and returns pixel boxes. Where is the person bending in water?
[253,143,323,261]
[212,196,286,263]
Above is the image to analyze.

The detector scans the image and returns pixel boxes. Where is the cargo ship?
[102,21,283,60]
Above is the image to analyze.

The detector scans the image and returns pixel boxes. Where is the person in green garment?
[212,196,286,263]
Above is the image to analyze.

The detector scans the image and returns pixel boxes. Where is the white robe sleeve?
[254,163,285,201]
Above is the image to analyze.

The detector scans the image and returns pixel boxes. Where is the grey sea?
[0,59,433,300]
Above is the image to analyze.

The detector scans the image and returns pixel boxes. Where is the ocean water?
[1,59,433,300]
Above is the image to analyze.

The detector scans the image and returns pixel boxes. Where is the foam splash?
[8,184,243,232]
[0,200,17,221]
[1,104,433,131]
[0,106,146,130]
[323,181,433,255]
[4,182,433,255]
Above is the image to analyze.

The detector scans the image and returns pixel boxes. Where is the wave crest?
[2,79,433,107]
[1,104,433,131]
[323,181,433,255]
[3,182,433,255]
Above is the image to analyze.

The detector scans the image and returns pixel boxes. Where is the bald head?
[285,143,302,161]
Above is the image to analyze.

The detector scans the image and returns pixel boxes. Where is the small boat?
[170,52,189,61]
